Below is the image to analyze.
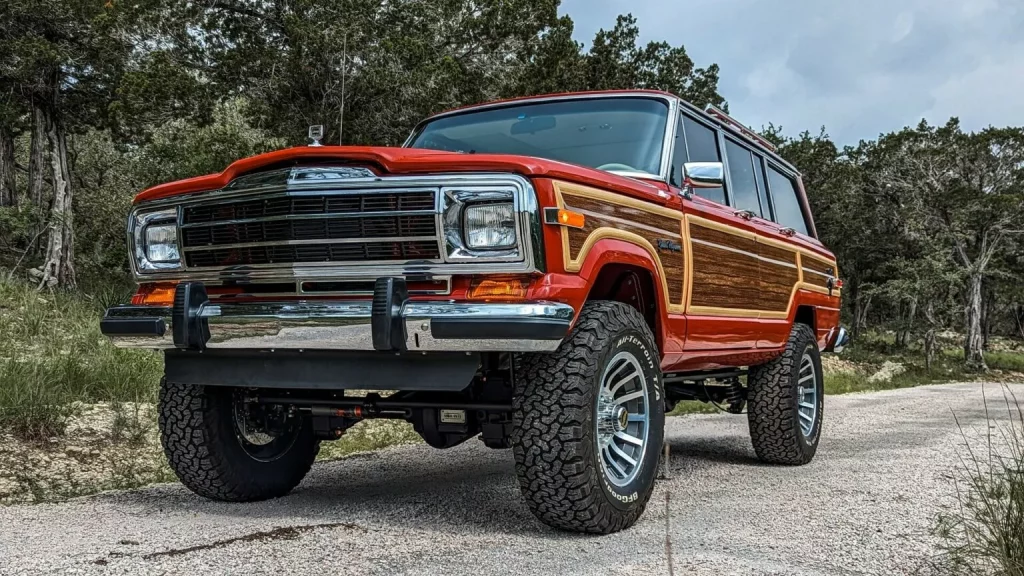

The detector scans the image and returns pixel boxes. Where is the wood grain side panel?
[689,224,760,310]
[760,259,799,311]
[563,194,685,306]
[689,223,752,249]
[802,255,835,289]
[565,196,680,236]
[758,242,797,265]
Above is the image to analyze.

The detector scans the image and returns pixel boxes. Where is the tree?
[867,120,1024,370]
[509,14,726,109]
[584,15,725,108]
[504,15,587,97]
[195,0,561,147]
[0,0,196,287]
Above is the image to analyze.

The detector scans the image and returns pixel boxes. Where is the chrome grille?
[179,190,441,268]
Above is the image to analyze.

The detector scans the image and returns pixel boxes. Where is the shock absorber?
[723,377,746,414]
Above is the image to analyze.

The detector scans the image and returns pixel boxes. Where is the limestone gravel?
[0,382,1017,576]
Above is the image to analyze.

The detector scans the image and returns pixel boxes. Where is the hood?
[133,146,674,206]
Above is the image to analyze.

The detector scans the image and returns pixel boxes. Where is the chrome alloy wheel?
[796,351,818,438]
[596,351,650,487]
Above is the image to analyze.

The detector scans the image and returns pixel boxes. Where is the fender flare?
[572,236,676,346]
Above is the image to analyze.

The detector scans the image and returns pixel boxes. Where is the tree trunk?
[38,105,75,289]
[980,283,994,351]
[0,126,16,207]
[964,273,986,371]
[895,301,908,348]
[28,100,47,207]
[924,329,936,371]
[851,283,861,338]
[897,298,917,348]
[855,293,873,335]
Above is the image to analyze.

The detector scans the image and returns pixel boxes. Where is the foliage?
[934,387,1024,575]
[775,120,1024,370]
[509,14,725,109]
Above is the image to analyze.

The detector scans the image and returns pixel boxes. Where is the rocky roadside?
[0,403,421,505]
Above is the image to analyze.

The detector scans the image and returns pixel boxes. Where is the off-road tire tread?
[747,323,819,465]
[512,301,662,533]
[159,380,319,502]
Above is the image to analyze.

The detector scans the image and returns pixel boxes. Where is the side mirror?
[680,161,723,200]
[682,162,724,188]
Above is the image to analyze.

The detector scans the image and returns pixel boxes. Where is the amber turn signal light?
[131,282,178,306]
[543,207,585,229]
[467,277,529,301]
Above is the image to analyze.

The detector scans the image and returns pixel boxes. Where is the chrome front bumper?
[101,299,575,353]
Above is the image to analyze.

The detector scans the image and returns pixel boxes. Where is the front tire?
[512,301,665,533]
[158,380,319,502]
[747,323,823,465]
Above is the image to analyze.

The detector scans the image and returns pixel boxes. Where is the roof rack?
[704,105,777,152]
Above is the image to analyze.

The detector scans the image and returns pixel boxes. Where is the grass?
[823,365,970,395]
[934,386,1024,575]
[0,278,161,440]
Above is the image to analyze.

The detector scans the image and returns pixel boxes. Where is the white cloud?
[559,0,1024,143]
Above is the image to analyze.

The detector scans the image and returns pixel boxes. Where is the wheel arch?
[794,304,816,333]
[575,237,671,352]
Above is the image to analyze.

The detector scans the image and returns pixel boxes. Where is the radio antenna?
[339,33,347,145]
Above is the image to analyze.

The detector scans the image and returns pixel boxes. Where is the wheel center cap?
[615,406,629,432]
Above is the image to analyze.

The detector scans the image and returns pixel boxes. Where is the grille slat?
[181,190,440,268]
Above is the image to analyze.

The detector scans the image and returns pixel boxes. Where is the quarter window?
[753,154,772,221]
[670,116,687,187]
[766,166,808,235]
[681,116,726,205]
[724,139,762,216]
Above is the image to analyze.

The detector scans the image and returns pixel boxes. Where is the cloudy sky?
[559,0,1024,145]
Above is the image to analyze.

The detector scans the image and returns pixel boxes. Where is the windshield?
[408,97,670,177]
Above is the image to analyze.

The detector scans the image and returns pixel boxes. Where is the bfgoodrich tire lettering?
[158,379,319,502]
[512,301,665,533]
[747,323,824,465]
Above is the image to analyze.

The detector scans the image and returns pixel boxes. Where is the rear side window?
[724,139,762,216]
[681,116,726,205]
[766,166,808,235]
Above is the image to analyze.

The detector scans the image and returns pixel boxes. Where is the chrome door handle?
[734,209,755,220]
[778,227,796,237]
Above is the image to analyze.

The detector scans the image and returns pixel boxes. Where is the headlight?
[144,224,180,263]
[463,203,515,249]
[441,187,522,263]
[131,208,182,273]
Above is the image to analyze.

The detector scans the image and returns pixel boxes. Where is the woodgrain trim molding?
[550,181,840,320]
[553,181,687,314]
[684,214,839,318]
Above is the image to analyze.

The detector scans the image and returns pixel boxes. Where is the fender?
[532,237,684,355]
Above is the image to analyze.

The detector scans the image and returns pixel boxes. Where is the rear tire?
[158,380,319,502]
[512,301,665,533]
[747,323,823,465]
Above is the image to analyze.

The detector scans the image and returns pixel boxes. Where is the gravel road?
[1,382,1016,576]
